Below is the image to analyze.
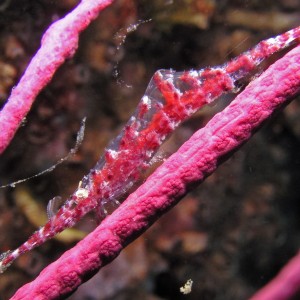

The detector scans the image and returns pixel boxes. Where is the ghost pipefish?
[0,25,299,273]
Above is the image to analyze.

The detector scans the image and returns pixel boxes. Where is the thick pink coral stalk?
[0,0,114,154]
[10,45,300,300]
[250,251,300,300]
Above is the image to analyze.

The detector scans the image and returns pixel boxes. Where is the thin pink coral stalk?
[250,250,300,300]
[10,45,300,300]
[0,0,114,154]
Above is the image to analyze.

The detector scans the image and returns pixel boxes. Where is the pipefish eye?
[75,188,89,199]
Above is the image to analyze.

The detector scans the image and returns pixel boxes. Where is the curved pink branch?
[0,0,114,154]
[10,45,300,300]
[250,251,300,300]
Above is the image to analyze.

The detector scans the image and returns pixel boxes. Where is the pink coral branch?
[250,250,300,300]
[0,0,114,154]
[10,45,300,300]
